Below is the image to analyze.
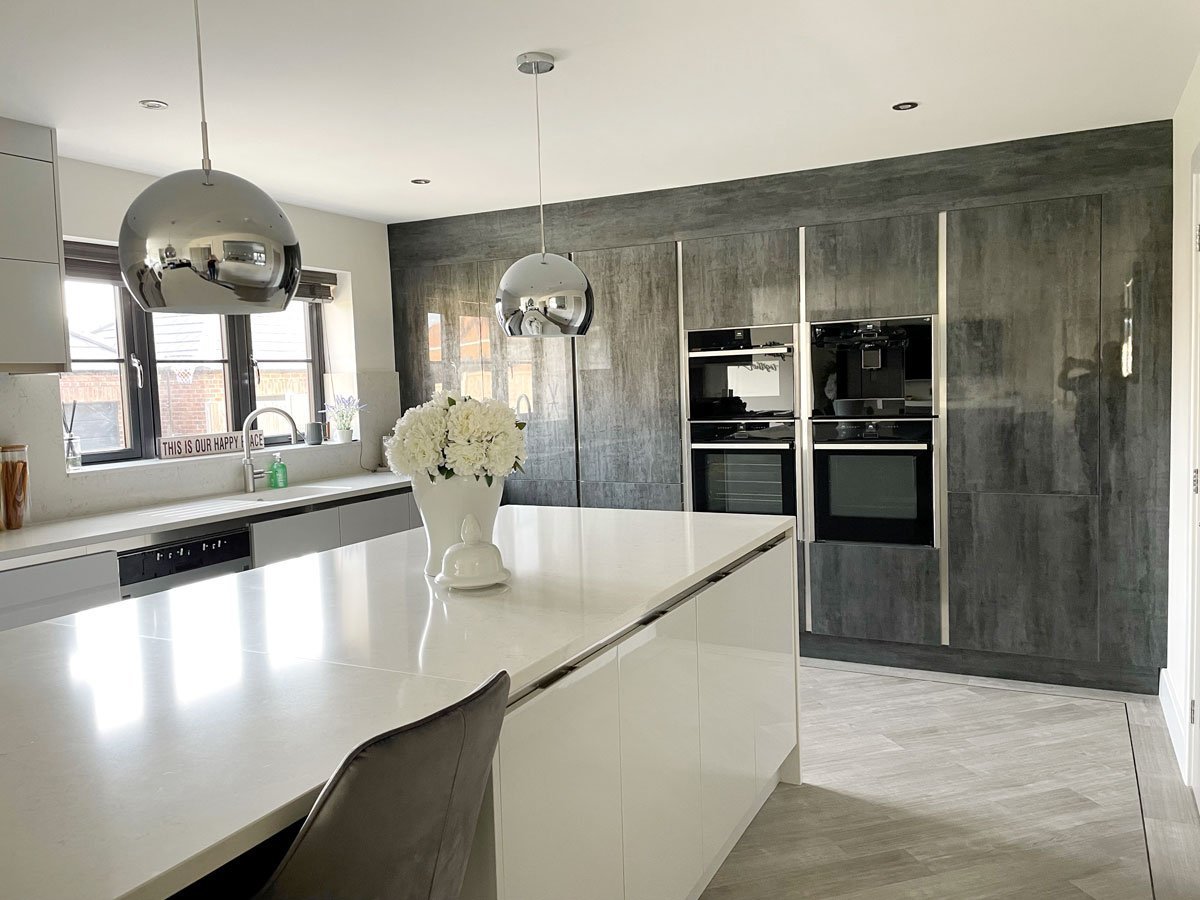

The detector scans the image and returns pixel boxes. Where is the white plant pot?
[333,428,353,443]
[411,474,505,576]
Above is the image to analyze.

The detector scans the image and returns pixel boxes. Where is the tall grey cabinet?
[946,191,1170,669]
[572,243,682,510]
[391,259,578,508]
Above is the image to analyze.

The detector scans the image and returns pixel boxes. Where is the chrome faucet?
[241,407,302,493]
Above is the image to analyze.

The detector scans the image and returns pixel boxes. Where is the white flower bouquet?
[384,392,527,486]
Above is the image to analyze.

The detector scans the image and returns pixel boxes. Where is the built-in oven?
[809,316,933,418]
[809,419,936,547]
[687,325,797,420]
[690,421,797,516]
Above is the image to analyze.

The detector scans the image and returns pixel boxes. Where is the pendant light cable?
[193,0,213,185]
[534,66,546,258]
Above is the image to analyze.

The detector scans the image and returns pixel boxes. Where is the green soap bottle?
[270,453,288,488]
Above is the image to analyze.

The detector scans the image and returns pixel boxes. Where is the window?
[60,242,329,464]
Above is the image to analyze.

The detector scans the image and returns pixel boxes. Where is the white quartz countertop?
[0,471,411,564]
[0,506,793,900]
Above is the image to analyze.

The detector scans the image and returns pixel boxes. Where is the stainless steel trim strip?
[937,211,950,645]
[690,442,794,451]
[798,226,816,544]
[812,416,937,423]
[677,241,693,512]
[686,346,793,358]
[807,314,935,326]
[812,442,930,451]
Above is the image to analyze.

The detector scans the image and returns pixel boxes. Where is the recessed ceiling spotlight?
[138,99,169,110]
[411,178,431,185]
[892,101,919,111]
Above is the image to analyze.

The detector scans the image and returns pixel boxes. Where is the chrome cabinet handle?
[129,354,144,390]
[812,442,930,450]
[690,442,794,450]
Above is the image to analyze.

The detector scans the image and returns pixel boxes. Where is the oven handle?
[687,347,792,358]
[691,442,795,450]
[812,442,930,450]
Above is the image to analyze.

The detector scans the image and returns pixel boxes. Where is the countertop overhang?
[0,505,794,900]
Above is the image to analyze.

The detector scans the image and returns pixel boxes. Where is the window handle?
[129,354,144,390]
[250,353,261,386]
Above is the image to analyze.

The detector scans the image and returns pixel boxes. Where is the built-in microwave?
[687,325,797,420]
[689,420,797,517]
[809,317,933,418]
[808,418,936,547]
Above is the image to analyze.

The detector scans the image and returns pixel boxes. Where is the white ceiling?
[3,0,1199,224]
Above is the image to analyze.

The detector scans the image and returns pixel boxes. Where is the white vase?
[411,474,505,576]
[333,428,353,443]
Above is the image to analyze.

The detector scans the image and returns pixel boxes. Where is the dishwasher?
[117,527,252,598]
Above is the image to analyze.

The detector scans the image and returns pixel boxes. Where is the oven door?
[688,349,796,419]
[691,441,797,516]
[811,443,934,546]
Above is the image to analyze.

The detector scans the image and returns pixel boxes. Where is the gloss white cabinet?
[336,491,418,545]
[0,116,68,375]
[697,571,760,861]
[250,507,342,567]
[496,647,624,900]
[619,600,703,900]
[0,551,119,632]
[751,541,799,791]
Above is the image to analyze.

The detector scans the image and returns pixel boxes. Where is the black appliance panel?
[811,419,935,546]
[811,319,933,418]
[690,421,796,516]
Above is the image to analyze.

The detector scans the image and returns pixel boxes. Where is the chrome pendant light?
[495,52,593,338]
[117,0,300,315]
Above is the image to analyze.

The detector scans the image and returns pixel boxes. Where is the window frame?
[62,243,329,465]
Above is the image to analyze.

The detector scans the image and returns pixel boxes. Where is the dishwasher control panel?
[118,528,252,590]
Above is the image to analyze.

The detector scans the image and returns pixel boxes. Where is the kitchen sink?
[233,485,346,503]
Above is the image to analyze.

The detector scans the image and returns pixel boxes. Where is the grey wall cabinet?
[392,258,577,504]
[949,492,1100,661]
[681,229,799,330]
[804,214,938,322]
[572,243,682,510]
[1096,188,1172,668]
[946,196,1102,496]
[808,542,940,646]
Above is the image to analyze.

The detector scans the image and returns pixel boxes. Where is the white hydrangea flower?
[384,393,526,483]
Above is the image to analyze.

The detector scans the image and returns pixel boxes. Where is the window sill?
[69,440,358,476]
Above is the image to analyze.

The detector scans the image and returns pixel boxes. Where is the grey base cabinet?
[503,478,579,508]
[949,492,1099,661]
[808,542,940,646]
[579,481,682,511]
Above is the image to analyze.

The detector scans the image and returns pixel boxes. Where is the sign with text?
[158,430,266,460]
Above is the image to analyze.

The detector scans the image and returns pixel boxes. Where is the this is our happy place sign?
[158,430,266,460]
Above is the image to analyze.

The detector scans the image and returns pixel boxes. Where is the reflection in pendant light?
[117,0,300,315]
[1120,276,1135,378]
[495,52,594,338]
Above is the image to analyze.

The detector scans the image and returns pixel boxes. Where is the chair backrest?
[256,670,510,900]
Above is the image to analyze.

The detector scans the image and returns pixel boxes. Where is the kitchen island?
[0,505,799,900]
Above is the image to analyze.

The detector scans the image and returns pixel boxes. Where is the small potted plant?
[324,394,366,443]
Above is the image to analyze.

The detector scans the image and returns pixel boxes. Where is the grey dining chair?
[255,671,510,900]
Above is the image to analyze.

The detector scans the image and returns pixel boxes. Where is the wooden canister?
[1,444,30,530]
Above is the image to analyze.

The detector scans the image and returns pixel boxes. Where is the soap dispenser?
[269,453,288,488]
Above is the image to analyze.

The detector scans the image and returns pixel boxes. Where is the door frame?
[1190,143,1200,796]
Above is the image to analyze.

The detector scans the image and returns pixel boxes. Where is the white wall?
[1165,53,1200,783]
[0,157,399,521]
